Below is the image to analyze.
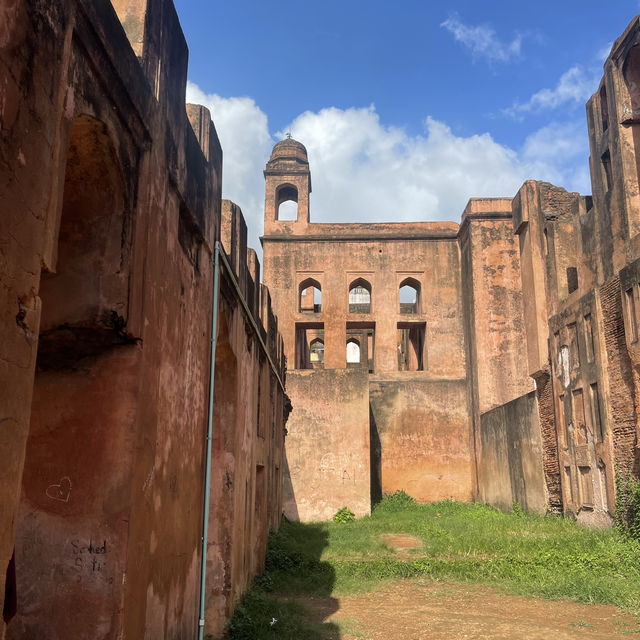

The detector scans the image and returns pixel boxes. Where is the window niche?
[346,338,361,365]
[566,267,579,295]
[399,278,421,314]
[348,278,372,314]
[601,150,612,193]
[299,278,322,313]
[625,286,639,343]
[275,183,298,221]
[346,322,375,372]
[295,323,324,369]
[600,84,609,132]
[397,322,426,371]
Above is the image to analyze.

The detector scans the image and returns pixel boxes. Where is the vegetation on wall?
[615,472,640,541]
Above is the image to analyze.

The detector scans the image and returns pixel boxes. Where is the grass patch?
[223,497,640,638]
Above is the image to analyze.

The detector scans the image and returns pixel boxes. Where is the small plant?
[615,471,640,541]
[511,500,525,517]
[333,506,356,523]
[373,490,416,513]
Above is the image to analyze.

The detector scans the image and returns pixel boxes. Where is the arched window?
[276,184,298,221]
[348,278,371,313]
[299,278,322,313]
[399,278,421,314]
[346,338,361,364]
[309,338,325,366]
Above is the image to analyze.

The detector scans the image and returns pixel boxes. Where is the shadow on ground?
[223,521,342,639]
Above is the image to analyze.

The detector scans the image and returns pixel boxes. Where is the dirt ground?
[301,579,640,639]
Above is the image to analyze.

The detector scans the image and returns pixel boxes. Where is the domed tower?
[263,137,311,234]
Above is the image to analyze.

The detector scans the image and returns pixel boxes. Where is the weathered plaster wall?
[0,1,286,638]
[459,199,535,501]
[478,391,546,514]
[369,377,472,502]
[263,227,466,377]
[283,369,370,522]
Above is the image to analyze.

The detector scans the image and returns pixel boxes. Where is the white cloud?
[597,42,613,63]
[504,65,599,118]
[186,82,591,262]
[521,121,590,192]
[282,108,589,224]
[186,81,274,253]
[440,13,522,63]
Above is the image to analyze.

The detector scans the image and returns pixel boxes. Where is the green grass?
[223,496,640,639]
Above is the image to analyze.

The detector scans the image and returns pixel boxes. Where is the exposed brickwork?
[600,276,638,476]
[534,371,563,515]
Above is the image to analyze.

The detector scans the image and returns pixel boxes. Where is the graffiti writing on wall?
[319,452,357,485]
[71,539,112,584]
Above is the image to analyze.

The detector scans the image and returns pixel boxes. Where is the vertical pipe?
[198,242,221,639]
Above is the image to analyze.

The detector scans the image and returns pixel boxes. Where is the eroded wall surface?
[479,392,546,514]
[283,369,370,522]
[0,1,286,638]
[369,377,472,502]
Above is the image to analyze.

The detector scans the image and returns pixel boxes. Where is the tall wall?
[283,369,370,522]
[478,392,546,514]
[369,377,472,502]
[459,198,538,504]
[0,2,286,638]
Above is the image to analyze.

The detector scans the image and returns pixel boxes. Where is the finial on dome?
[286,131,292,139]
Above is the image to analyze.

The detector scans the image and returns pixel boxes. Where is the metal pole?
[197,242,220,639]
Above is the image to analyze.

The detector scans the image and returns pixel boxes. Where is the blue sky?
[175,1,640,252]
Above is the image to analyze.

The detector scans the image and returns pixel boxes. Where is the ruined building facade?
[1,1,287,638]
[263,17,640,528]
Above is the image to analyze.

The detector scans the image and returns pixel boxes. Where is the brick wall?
[600,276,638,475]
[534,371,563,514]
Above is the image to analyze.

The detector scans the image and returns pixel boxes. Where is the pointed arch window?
[399,278,421,314]
[276,184,298,221]
[309,338,325,366]
[346,338,361,364]
[299,278,322,313]
[348,278,372,313]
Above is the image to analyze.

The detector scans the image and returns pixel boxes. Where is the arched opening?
[399,278,421,314]
[348,278,371,314]
[276,184,298,221]
[346,338,361,365]
[294,324,323,369]
[309,338,325,368]
[299,278,322,313]
[12,115,135,637]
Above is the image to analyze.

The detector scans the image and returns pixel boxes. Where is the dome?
[269,137,308,163]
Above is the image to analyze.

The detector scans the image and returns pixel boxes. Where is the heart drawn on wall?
[46,476,72,502]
